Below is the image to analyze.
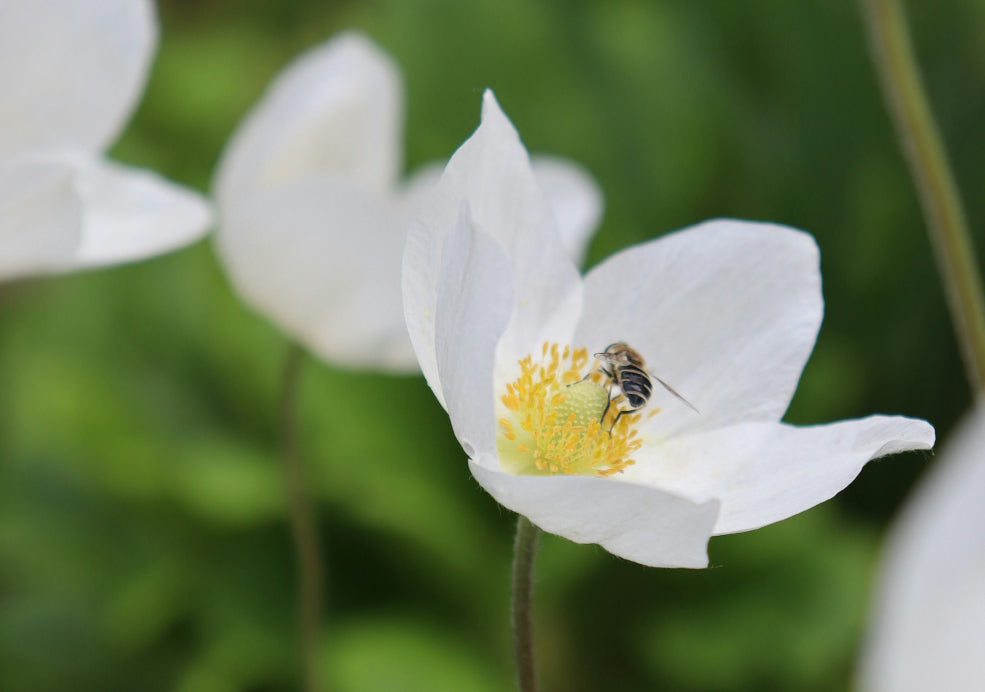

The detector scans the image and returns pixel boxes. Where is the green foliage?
[321,617,510,692]
[1,0,980,689]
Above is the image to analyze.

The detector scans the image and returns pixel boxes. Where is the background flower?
[0,0,212,281]
[213,32,602,372]
[858,405,985,691]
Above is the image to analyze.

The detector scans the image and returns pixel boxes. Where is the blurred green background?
[1,0,981,690]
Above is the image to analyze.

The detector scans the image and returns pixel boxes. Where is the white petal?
[434,207,513,454]
[860,407,985,692]
[71,158,212,267]
[0,159,81,280]
[574,219,823,438]
[214,31,402,203]
[469,456,719,568]
[404,90,581,404]
[622,415,935,535]
[530,155,603,267]
[216,177,415,371]
[0,0,156,156]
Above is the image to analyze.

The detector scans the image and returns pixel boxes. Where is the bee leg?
[570,363,609,386]
[600,380,624,428]
[600,389,613,423]
[610,409,626,432]
[602,388,625,436]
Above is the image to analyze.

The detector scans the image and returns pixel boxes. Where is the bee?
[593,342,698,428]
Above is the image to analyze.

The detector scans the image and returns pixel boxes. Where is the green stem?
[279,342,324,692]
[861,0,985,395]
[512,515,541,692]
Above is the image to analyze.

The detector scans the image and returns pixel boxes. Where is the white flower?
[212,32,602,372]
[0,0,212,281]
[859,405,985,691]
[402,90,935,568]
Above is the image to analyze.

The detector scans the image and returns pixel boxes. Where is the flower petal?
[0,159,81,280]
[70,157,212,268]
[469,456,719,568]
[214,31,402,203]
[622,415,935,535]
[434,207,513,455]
[574,219,823,438]
[860,407,985,692]
[530,155,603,267]
[0,0,156,156]
[404,90,581,403]
[216,177,415,371]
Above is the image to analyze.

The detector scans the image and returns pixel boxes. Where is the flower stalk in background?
[859,406,985,691]
[0,0,212,281]
[403,90,935,689]
[861,0,985,394]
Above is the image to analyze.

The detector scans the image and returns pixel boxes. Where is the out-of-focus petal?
[404,90,581,403]
[859,406,985,692]
[0,0,156,156]
[70,157,212,267]
[393,161,444,222]
[530,155,603,267]
[622,415,934,535]
[214,31,402,203]
[469,456,719,568]
[574,219,823,438]
[0,160,80,280]
[217,177,414,371]
[434,209,512,452]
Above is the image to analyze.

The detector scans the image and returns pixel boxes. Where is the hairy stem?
[512,515,541,692]
[279,342,325,691]
[861,0,985,395]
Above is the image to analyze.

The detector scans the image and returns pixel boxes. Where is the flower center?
[496,342,647,476]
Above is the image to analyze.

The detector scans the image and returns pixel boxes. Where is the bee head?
[595,342,636,366]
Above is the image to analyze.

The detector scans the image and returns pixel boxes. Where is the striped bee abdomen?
[618,366,652,410]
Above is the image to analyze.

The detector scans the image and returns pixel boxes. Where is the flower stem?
[512,515,541,692]
[861,0,985,394]
[279,342,325,692]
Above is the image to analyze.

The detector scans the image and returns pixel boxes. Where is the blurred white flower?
[0,0,212,281]
[859,405,983,691]
[402,90,935,568]
[212,32,602,372]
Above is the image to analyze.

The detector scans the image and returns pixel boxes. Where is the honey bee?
[593,342,698,427]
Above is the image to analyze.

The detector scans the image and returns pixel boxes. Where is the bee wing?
[650,372,700,414]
